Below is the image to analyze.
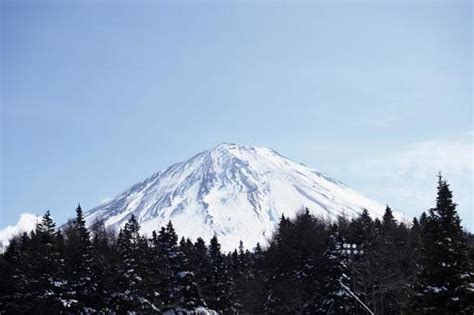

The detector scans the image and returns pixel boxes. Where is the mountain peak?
[210,142,263,155]
[207,142,286,165]
[213,142,239,148]
[84,144,403,250]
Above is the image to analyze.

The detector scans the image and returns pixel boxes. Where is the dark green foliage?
[156,221,180,308]
[63,204,97,311]
[317,231,355,314]
[113,214,156,312]
[242,242,266,314]
[1,176,473,314]
[409,176,474,314]
[203,236,235,313]
[0,211,67,313]
[264,210,328,313]
[89,219,120,311]
[190,237,211,292]
[0,236,27,312]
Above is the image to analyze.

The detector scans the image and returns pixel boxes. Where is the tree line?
[0,176,473,314]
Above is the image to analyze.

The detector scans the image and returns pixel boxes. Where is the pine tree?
[382,206,396,230]
[229,241,250,313]
[64,204,96,311]
[89,219,119,312]
[317,231,354,314]
[349,208,375,247]
[265,210,328,313]
[145,230,165,309]
[175,269,204,311]
[190,237,210,298]
[20,211,68,312]
[376,206,411,314]
[263,214,299,313]
[348,208,378,313]
[204,236,234,313]
[419,211,428,228]
[3,185,473,314]
[113,214,156,312]
[173,231,204,311]
[0,235,28,313]
[243,242,266,314]
[156,222,180,308]
[410,176,474,314]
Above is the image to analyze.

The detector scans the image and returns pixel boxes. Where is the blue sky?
[1,1,472,231]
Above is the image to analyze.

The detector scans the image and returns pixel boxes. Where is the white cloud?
[348,131,473,230]
[0,213,40,250]
[368,132,472,179]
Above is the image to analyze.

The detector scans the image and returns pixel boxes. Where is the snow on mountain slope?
[84,143,403,251]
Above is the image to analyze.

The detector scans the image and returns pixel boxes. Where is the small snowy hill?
[84,143,402,250]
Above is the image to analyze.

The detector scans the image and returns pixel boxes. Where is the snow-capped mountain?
[85,143,402,250]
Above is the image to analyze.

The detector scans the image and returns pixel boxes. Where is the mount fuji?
[84,143,403,250]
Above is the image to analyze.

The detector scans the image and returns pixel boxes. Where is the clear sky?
[1,1,472,231]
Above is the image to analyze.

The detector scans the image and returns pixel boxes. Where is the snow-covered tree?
[0,235,29,312]
[63,204,97,311]
[25,211,67,312]
[316,232,355,314]
[204,236,234,313]
[409,176,474,314]
[113,214,156,313]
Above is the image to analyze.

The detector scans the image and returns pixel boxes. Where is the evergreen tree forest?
[1,176,473,314]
